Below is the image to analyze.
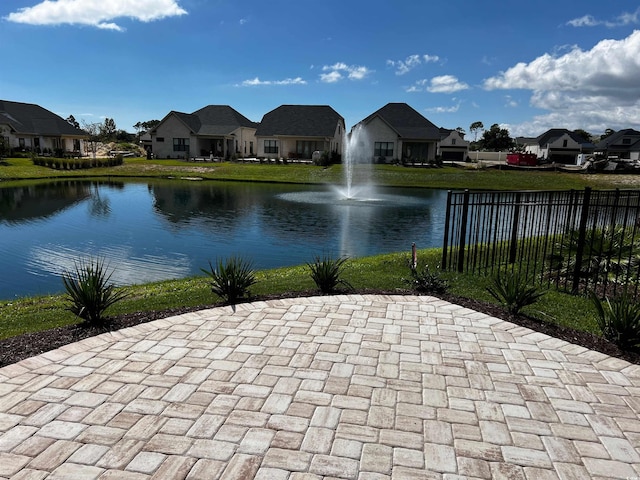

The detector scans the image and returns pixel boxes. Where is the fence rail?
[441,187,640,297]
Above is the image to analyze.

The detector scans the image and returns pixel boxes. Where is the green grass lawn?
[0,157,632,343]
[2,156,640,190]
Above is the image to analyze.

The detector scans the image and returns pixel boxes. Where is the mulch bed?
[1,290,638,368]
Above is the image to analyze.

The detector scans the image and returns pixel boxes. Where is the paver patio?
[0,294,639,479]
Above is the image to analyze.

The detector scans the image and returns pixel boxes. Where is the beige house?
[255,105,345,160]
[150,105,258,159]
[524,129,594,164]
[0,100,86,156]
[437,129,470,162]
[353,103,442,163]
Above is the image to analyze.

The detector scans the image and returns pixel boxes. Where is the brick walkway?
[0,295,639,479]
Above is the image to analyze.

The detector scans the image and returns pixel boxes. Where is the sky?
[2,0,640,139]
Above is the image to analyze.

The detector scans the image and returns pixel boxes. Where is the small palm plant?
[590,291,640,350]
[486,270,545,315]
[62,258,128,325]
[404,263,449,294]
[307,254,352,293]
[202,256,257,304]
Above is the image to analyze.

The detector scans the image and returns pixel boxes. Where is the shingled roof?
[360,103,441,140]
[595,129,640,151]
[0,100,86,137]
[158,105,258,136]
[535,129,593,148]
[255,105,344,137]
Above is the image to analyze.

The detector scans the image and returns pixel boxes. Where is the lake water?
[0,180,449,299]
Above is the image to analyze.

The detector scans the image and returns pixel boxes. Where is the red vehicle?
[506,152,537,166]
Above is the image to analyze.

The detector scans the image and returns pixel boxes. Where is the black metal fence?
[442,188,640,297]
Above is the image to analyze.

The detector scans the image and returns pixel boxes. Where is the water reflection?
[0,180,448,299]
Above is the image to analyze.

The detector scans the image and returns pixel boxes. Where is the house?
[353,103,442,163]
[595,129,640,161]
[150,105,258,159]
[437,128,470,162]
[255,105,345,160]
[0,100,86,156]
[525,129,594,164]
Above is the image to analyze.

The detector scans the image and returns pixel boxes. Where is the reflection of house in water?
[149,183,266,230]
[0,181,95,224]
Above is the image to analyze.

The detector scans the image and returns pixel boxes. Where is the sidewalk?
[0,294,639,479]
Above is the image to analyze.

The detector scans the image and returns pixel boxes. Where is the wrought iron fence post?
[572,187,592,294]
[509,192,521,265]
[457,190,470,273]
[442,190,453,270]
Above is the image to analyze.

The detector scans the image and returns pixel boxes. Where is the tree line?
[65,116,160,144]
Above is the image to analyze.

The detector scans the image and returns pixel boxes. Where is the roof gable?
[595,129,640,150]
[536,129,592,147]
[0,100,86,137]
[154,105,257,137]
[255,105,344,137]
[361,103,441,140]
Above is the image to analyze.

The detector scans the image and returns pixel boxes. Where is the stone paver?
[0,294,639,479]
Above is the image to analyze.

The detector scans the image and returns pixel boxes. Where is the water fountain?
[337,123,374,200]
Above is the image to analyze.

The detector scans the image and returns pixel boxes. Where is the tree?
[601,128,616,141]
[455,127,466,136]
[100,118,117,141]
[480,123,514,151]
[470,121,484,142]
[573,129,592,142]
[82,120,102,159]
[66,115,80,129]
[134,120,161,142]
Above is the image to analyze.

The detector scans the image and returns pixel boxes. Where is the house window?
[157,137,164,142]
[562,140,568,147]
[264,140,278,154]
[173,138,189,152]
[19,138,25,149]
[244,141,247,154]
[250,141,254,155]
[235,140,239,153]
[374,142,394,157]
[451,139,456,145]
[622,138,631,145]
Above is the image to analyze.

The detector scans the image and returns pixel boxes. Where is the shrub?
[62,258,129,325]
[404,263,449,294]
[590,292,640,350]
[486,270,545,315]
[556,225,640,285]
[307,254,352,293]
[202,256,257,304]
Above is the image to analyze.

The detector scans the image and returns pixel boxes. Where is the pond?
[0,179,449,299]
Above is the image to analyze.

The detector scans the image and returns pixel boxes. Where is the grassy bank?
[0,249,598,341]
[2,156,640,190]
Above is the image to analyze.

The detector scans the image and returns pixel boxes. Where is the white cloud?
[320,62,372,83]
[387,54,440,75]
[5,0,187,31]
[567,8,640,28]
[239,77,307,86]
[567,15,599,28]
[426,104,460,114]
[407,75,469,93]
[484,30,640,134]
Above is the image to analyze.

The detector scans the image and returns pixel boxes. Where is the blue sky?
[2,0,640,138]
